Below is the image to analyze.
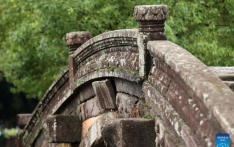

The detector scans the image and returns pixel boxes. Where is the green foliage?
[162,0,234,66]
[2,128,19,138]
[0,0,233,99]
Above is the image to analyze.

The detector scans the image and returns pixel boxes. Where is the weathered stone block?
[78,83,95,103]
[17,114,32,129]
[114,78,143,98]
[92,79,116,109]
[73,97,105,121]
[116,93,138,118]
[85,97,105,119]
[101,118,156,147]
[181,125,200,147]
[136,99,150,117]
[155,117,185,147]
[43,115,82,143]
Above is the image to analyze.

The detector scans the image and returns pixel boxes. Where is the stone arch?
[16,5,234,147]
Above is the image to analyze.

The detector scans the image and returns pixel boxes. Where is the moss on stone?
[139,115,155,120]
[106,66,139,75]
[144,102,151,109]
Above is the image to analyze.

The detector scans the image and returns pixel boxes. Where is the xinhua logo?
[216,134,229,147]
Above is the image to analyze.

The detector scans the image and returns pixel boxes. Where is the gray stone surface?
[147,40,234,143]
[101,118,156,147]
[72,68,142,91]
[155,116,185,147]
[142,82,204,147]
[136,99,150,117]
[116,93,138,118]
[134,5,168,21]
[72,29,139,59]
[92,79,116,109]
[114,78,143,98]
[73,97,105,121]
[43,115,82,143]
[78,83,95,103]
[85,97,105,120]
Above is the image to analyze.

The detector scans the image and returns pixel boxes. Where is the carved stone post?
[134,5,168,79]
[66,32,92,88]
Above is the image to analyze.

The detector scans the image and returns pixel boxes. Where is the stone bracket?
[42,115,82,143]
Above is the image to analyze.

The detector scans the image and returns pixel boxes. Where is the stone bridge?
[16,5,234,147]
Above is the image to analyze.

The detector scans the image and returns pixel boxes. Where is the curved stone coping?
[147,40,234,142]
[72,68,142,91]
[22,66,69,145]
[72,29,139,58]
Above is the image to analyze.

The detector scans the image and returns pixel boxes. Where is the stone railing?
[16,5,234,147]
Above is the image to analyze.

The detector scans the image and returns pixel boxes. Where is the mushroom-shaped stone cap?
[134,5,168,21]
[66,31,92,48]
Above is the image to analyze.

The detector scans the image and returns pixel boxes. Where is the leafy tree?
[0,0,233,99]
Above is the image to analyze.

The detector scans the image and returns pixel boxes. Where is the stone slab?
[92,79,116,109]
[43,115,82,143]
[78,83,95,103]
[73,97,105,121]
[114,78,143,98]
[116,93,138,118]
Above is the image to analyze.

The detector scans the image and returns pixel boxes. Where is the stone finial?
[66,31,92,54]
[134,5,168,39]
